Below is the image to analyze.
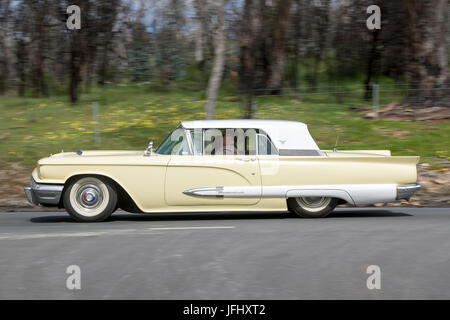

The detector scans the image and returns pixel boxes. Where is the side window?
[156,128,192,155]
[189,128,203,155]
[257,133,278,155]
[204,128,223,155]
[202,128,257,155]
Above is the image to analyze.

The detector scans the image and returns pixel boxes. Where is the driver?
[223,134,237,155]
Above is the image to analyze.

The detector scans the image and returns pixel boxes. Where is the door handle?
[237,157,256,162]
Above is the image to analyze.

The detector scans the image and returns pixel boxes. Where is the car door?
[164,128,261,206]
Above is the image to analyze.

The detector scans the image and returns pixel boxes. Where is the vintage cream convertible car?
[24,120,421,221]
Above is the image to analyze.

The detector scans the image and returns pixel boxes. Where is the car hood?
[37,150,156,165]
[56,150,144,157]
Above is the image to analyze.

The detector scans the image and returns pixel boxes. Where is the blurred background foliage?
[0,0,449,168]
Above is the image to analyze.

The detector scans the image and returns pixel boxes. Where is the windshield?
[155,128,192,155]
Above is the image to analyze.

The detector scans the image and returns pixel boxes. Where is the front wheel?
[63,176,118,222]
[287,197,338,218]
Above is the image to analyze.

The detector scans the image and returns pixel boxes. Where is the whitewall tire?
[287,196,338,218]
[63,177,118,222]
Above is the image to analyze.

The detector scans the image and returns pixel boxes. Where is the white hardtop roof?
[180,120,319,151]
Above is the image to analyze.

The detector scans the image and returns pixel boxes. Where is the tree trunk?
[70,32,82,104]
[289,1,301,91]
[266,0,292,94]
[403,0,449,108]
[0,36,8,94]
[97,0,118,86]
[29,4,48,97]
[309,52,320,90]
[0,0,10,94]
[195,26,204,65]
[308,0,330,92]
[205,0,227,120]
[16,39,26,97]
[84,55,96,93]
[98,43,109,86]
[194,0,206,70]
[239,0,265,118]
[364,29,380,100]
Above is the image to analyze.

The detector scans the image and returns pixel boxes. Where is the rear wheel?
[287,196,338,218]
[63,176,117,222]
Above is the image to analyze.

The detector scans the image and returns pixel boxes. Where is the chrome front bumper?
[24,178,64,206]
[396,184,421,201]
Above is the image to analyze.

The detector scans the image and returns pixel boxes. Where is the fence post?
[92,101,101,145]
[372,83,379,119]
[251,98,257,119]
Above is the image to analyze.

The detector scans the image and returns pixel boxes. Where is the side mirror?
[144,140,154,156]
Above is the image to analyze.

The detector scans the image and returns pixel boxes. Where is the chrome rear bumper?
[24,178,64,206]
[396,184,421,201]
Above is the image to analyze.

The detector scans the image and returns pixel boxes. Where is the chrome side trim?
[183,187,223,198]
[396,184,421,200]
[24,178,64,206]
[183,186,261,198]
[285,189,354,205]
[279,149,322,156]
[183,184,400,205]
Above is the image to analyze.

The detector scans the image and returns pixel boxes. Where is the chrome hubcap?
[301,197,327,207]
[77,184,103,209]
[295,196,332,213]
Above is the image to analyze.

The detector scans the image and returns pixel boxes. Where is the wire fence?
[1,83,449,165]
[3,82,450,116]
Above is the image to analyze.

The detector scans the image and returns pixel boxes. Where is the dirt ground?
[0,163,448,212]
[362,104,450,121]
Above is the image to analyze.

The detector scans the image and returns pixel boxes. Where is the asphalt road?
[0,207,449,299]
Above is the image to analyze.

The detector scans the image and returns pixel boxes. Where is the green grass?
[0,83,449,168]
